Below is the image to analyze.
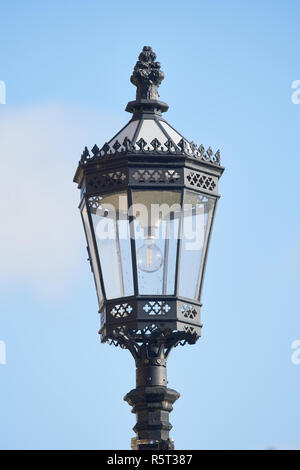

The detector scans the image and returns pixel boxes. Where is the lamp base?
[131,437,175,450]
[124,385,179,450]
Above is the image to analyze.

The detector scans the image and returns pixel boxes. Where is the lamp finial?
[130,46,164,100]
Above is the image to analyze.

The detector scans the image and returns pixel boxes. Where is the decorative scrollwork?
[106,325,198,359]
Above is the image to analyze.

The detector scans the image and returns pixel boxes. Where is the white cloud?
[0,102,123,297]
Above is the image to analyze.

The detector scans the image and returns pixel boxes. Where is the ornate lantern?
[74,46,224,450]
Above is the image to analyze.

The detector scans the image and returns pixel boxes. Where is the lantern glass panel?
[81,203,104,307]
[178,191,215,301]
[131,190,181,295]
[88,192,134,300]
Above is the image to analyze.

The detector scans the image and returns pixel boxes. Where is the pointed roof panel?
[106,115,192,153]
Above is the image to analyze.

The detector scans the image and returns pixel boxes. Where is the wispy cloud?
[0,103,122,297]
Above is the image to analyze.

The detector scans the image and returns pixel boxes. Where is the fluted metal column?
[124,341,179,450]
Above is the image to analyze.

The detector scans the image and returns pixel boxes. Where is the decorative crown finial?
[130,46,164,100]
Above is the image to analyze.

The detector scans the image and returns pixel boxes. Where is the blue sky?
[0,0,300,449]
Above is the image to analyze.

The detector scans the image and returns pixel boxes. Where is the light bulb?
[137,238,163,273]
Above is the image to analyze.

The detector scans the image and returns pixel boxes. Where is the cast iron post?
[124,333,180,450]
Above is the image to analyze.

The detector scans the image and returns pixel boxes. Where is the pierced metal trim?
[131,168,182,185]
[109,303,134,319]
[87,196,103,210]
[86,170,128,193]
[100,298,201,341]
[177,302,201,323]
[185,169,218,193]
[180,304,198,319]
[142,301,171,316]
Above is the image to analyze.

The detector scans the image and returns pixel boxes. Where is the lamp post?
[74,46,224,450]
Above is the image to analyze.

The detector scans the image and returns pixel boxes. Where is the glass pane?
[131,190,181,295]
[89,192,134,299]
[162,216,180,295]
[160,121,192,152]
[135,120,168,149]
[108,120,138,151]
[178,191,215,300]
[81,203,104,308]
[118,218,134,296]
[160,121,183,146]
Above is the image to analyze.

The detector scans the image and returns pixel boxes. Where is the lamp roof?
[75,46,221,177]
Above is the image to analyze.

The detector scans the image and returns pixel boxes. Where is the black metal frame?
[76,150,223,339]
[74,46,224,450]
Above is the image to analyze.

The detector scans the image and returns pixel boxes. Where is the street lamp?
[74,46,224,450]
